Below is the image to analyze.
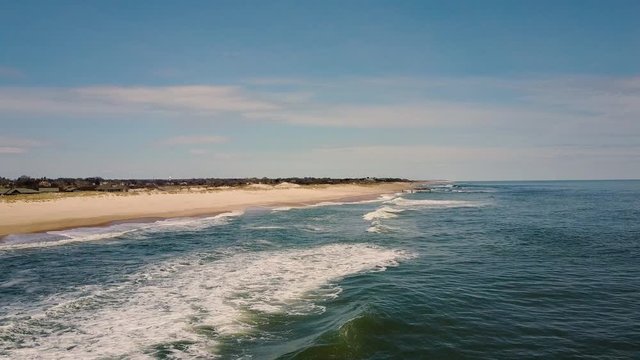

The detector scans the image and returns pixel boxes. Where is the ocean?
[1,181,639,359]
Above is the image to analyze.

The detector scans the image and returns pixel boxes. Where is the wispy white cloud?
[188,149,208,156]
[246,102,575,129]
[243,77,311,86]
[0,85,278,116]
[0,76,638,138]
[0,136,46,155]
[246,76,640,136]
[76,86,277,113]
[306,144,640,163]
[0,147,25,154]
[161,135,228,146]
[518,76,640,127]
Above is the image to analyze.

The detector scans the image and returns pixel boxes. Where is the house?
[3,188,40,195]
[75,181,97,191]
[0,188,9,195]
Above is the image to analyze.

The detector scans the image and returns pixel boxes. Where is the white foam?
[362,197,482,234]
[271,194,398,213]
[0,243,412,359]
[271,201,354,212]
[452,189,496,193]
[149,210,245,233]
[384,198,480,208]
[271,206,296,211]
[310,201,351,207]
[377,193,399,201]
[362,206,404,221]
[51,224,141,242]
[0,211,244,251]
[300,225,326,232]
[366,222,395,234]
[434,184,454,188]
[247,225,286,230]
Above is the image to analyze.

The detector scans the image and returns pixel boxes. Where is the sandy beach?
[0,182,413,237]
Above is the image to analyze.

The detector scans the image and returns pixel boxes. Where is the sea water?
[1,181,639,359]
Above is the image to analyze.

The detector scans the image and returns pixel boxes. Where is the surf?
[0,211,244,251]
[0,243,413,359]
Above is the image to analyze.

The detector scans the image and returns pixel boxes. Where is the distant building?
[75,181,97,191]
[96,184,129,192]
[3,188,40,195]
[38,187,60,193]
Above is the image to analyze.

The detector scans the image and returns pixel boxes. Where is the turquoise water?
[1,181,639,359]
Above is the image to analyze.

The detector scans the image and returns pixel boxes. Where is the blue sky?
[1,0,639,180]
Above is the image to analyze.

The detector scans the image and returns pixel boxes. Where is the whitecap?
[366,222,395,234]
[0,243,413,359]
[362,206,404,221]
[362,197,482,234]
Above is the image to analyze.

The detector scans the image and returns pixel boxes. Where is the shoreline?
[0,182,415,238]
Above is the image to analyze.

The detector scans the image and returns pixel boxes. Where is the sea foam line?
[0,211,244,251]
[271,193,399,212]
[383,198,480,208]
[362,206,404,221]
[0,243,412,359]
[364,197,484,233]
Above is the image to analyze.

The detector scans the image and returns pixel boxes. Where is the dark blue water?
[1,181,639,359]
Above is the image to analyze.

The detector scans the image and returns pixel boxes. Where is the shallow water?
[1,181,639,359]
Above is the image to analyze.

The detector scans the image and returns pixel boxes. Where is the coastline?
[0,182,414,238]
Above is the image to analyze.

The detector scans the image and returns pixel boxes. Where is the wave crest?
[0,243,412,359]
[362,206,404,221]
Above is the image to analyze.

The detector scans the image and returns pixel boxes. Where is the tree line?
[0,176,410,190]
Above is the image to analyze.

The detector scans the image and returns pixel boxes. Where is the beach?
[0,182,412,237]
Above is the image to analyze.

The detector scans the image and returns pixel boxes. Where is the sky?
[0,0,639,180]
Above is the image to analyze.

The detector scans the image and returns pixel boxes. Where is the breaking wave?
[363,196,483,234]
[384,198,480,208]
[362,206,404,222]
[0,243,412,359]
[271,193,399,212]
[0,211,244,251]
